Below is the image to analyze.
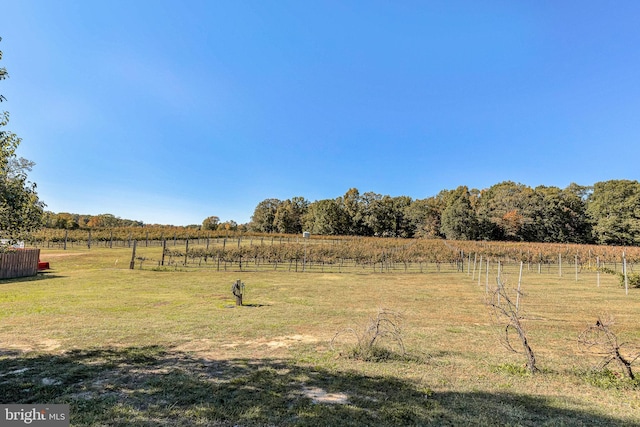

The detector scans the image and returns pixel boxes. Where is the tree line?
[42,212,244,233]
[249,180,640,246]
[42,212,145,229]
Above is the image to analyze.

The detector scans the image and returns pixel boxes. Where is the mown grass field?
[1,246,639,426]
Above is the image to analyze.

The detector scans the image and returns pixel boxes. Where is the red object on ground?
[37,260,50,271]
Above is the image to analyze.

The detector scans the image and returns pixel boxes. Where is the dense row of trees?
[249,180,640,246]
[33,179,640,248]
[43,212,246,234]
[42,212,145,229]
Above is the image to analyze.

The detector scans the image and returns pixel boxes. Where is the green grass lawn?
[1,247,639,426]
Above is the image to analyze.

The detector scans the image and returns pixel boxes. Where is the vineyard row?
[70,237,636,279]
[32,231,640,265]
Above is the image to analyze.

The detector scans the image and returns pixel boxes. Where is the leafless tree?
[487,277,538,374]
[331,308,405,361]
[578,315,640,380]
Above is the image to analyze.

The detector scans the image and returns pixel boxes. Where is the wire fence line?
[30,231,638,284]
[121,240,635,281]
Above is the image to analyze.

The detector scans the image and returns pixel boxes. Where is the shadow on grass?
[222,303,270,309]
[0,346,635,426]
[0,273,67,285]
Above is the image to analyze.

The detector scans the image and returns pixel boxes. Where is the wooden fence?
[0,248,40,279]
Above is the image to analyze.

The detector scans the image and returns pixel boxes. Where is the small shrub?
[331,308,407,362]
[620,272,640,288]
[348,344,396,362]
[598,267,616,276]
[598,267,640,288]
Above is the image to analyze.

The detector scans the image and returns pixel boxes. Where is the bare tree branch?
[487,277,538,374]
[578,315,638,380]
[331,308,405,360]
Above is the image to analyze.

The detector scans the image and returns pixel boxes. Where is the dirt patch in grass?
[175,335,320,359]
[40,338,62,351]
[257,334,319,349]
[302,386,349,404]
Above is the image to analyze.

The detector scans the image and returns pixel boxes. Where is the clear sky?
[2,1,639,225]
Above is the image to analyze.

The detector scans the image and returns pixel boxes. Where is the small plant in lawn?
[491,362,531,376]
[578,368,640,390]
[623,272,640,288]
[331,308,407,362]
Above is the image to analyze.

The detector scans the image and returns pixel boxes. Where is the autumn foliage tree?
[202,215,220,230]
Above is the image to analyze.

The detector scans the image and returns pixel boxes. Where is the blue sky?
[2,1,640,225]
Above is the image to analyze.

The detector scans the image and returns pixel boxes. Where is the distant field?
[0,246,638,426]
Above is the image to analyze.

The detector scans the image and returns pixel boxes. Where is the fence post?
[623,251,628,295]
[232,279,243,306]
[559,253,562,277]
[129,240,137,269]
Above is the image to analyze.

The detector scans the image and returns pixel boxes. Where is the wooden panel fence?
[0,248,40,279]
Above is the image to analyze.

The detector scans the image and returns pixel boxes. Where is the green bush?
[621,272,640,288]
[598,267,640,288]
